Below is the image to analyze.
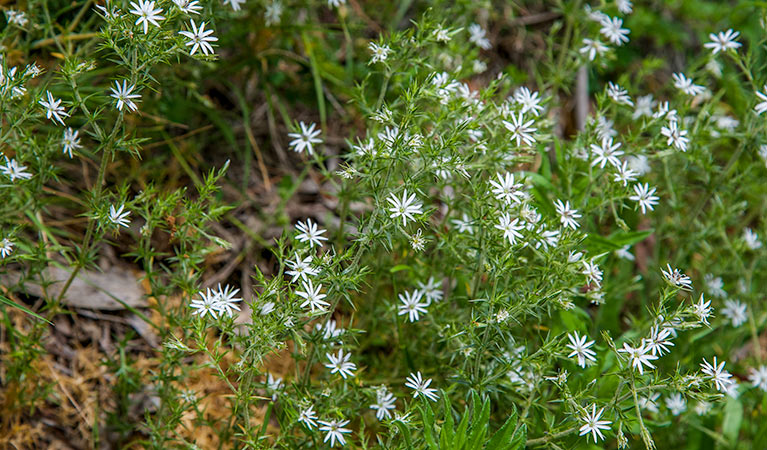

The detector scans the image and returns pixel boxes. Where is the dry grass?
[0,288,295,449]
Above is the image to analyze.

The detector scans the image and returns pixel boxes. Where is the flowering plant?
[3,0,767,449]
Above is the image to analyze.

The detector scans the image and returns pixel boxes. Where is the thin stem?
[204,346,238,395]
[41,0,67,55]
[515,385,538,436]
[55,74,125,303]
[526,427,578,447]
[32,32,100,49]
[630,374,656,450]
[732,54,756,91]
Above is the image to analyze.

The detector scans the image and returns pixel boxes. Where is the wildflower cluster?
[3,0,767,449]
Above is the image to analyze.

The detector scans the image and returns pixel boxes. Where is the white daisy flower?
[643,325,674,356]
[566,331,597,368]
[468,23,491,50]
[607,82,633,106]
[580,38,608,61]
[368,42,391,64]
[108,204,131,228]
[223,0,246,10]
[629,183,659,214]
[692,293,713,325]
[179,20,218,56]
[748,365,767,392]
[704,274,727,298]
[451,213,474,234]
[128,0,165,34]
[264,1,283,25]
[286,253,318,282]
[39,91,69,125]
[665,393,686,416]
[404,371,439,401]
[61,128,82,158]
[318,419,351,447]
[616,0,633,14]
[0,238,14,259]
[387,189,423,226]
[661,264,693,290]
[704,29,741,55]
[489,172,525,205]
[672,73,705,96]
[582,260,603,287]
[298,405,318,429]
[495,213,524,245]
[296,279,329,313]
[618,342,658,374]
[0,158,33,182]
[288,121,322,155]
[514,87,544,116]
[743,228,762,250]
[110,80,141,112]
[417,277,443,305]
[295,218,328,248]
[214,283,241,317]
[554,199,581,230]
[700,357,734,392]
[638,392,660,413]
[502,112,537,146]
[613,161,638,186]
[397,290,428,322]
[755,86,767,115]
[190,287,220,319]
[632,94,655,119]
[172,0,202,14]
[660,120,689,152]
[578,404,612,443]
[627,154,651,175]
[370,386,396,420]
[599,16,630,45]
[324,348,356,379]
[721,299,747,327]
[590,137,623,169]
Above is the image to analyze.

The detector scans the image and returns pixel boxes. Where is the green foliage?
[420,393,525,450]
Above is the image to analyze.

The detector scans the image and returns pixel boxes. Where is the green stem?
[630,374,655,450]
[526,427,578,447]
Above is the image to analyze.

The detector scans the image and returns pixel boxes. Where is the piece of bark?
[125,313,159,348]
[6,266,147,310]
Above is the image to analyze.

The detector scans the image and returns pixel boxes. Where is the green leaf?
[466,395,490,450]
[394,418,413,449]
[0,295,51,324]
[538,146,552,180]
[553,137,566,170]
[441,394,455,448]
[585,230,654,253]
[508,423,526,450]
[609,229,654,247]
[722,396,743,444]
[390,264,412,273]
[559,307,592,332]
[486,407,518,450]
[420,402,439,450]
[454,401,471,450]
[524,171,555,192]
[301,32,327,129]
[584,233,622,252]
[754,408,767,449]
[689,327,716,343]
